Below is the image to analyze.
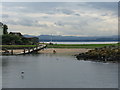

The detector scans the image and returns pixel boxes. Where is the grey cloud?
[101,13,108,16]
[2,14,9,18]
[3,2,65,13]
[86,2,118,12]
[3,2,77,15]
[42,16,49,19]
[77,2,118,17]
[74,13,80,16]
[54,21,64,26]
[2,2,118,36]
[4,18,48,28]
[57,9,75,15]
[36,24,48,27]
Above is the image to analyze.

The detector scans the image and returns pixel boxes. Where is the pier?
[2,44,47,55]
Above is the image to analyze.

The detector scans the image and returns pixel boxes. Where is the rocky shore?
[76,44,120,62]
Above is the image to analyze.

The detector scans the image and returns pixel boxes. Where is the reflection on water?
[2,54,118,88]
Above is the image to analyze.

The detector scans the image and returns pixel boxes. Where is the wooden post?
[32,47,34,51]
[23,48,26,54]
[36,46,38,50]
[28,48,30,53]
[11,49,13,55]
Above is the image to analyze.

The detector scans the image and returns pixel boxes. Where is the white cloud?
[2,2,118,36]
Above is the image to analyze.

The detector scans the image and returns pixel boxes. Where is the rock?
[76,45,120,62]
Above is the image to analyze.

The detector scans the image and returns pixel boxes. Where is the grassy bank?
[1,43,119,49]
[47,43,119,49]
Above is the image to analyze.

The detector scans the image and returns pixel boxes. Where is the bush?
[2,34,22,45]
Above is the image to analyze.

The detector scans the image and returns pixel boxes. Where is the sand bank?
[39,48,91,55]
[1,48,91,55]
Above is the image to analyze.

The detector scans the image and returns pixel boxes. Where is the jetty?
[17,44,47,55]
[2,44,47,55]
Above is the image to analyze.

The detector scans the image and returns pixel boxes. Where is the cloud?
[2,2,118,36]
[2,14,9,18]
[54,21,65,26]
[55,8,75,15]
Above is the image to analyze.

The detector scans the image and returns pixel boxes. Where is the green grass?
[1,43,119,49]
[47,43,119,49]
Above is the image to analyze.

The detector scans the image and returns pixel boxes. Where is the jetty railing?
[1,44,47,55]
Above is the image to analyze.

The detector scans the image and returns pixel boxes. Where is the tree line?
[1,23,39,45]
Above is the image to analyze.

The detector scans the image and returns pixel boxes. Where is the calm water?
[2,54,118,88]
[44,41,118,44]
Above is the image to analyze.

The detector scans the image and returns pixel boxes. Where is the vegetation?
[76,43,120,62]
[2,34,22,45]
[3,24,8,34]
[1,23,39,45]
[47,43,118,49]
[2,34,39,45]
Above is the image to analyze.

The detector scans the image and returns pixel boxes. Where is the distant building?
[1,22,39,45]
[9,32,23,37]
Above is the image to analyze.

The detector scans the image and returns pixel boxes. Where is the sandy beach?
[1,48,91,55]
[39,48,91,55]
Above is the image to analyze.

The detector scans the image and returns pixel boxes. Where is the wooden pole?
[28,48,30,53]
[32,48,34,51]
[36,46,38,50]
[23,48,25,54]
[11,49,13,55]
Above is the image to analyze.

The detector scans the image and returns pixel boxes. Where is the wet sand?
[39,48,91,55]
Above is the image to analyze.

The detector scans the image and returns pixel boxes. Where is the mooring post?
[23,48,26,54]
[11,49,14,55]
[36,46,38,50]
[28,48,30,53]
[32,47,34,51]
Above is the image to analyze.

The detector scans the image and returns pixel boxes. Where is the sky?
[1,2,118,36]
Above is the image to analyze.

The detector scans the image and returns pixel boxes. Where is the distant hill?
[24,35,37,38]
[23,35,119,42]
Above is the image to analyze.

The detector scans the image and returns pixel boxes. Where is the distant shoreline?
[1,43,118,55]
[42,41,118,45]
[40,40,119,42]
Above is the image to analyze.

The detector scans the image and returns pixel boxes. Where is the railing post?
[28,48,30,53]
[11,49,14,55]
[32,47,34,51]
[36,46,38,50]
[23,48,25,54]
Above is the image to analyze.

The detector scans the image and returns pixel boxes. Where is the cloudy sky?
[2,2,118,36]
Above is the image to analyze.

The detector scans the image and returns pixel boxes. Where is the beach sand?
[39,48,91,55]
[1,48,91,55]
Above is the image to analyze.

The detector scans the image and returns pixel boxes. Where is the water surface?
[2,54,118,88]
[44,41,118,44]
